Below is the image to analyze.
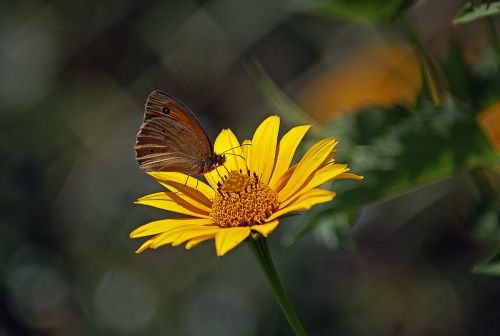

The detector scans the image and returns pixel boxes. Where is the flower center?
[211,170,279,228]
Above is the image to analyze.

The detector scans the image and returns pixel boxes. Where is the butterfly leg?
[222,164,230,176]
[215,168,225,181]
[174,174,191,195]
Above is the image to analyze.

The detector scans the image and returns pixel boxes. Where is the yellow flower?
[299,41,421,122]
[476,101,500,152]
[130,116,362,256]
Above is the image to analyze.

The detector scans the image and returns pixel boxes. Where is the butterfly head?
[202,153,226,174]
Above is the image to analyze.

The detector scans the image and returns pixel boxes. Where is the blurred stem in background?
[244,59,324,135]
[476,0,500,62]
[483,11,500,62]
[400,14,444,107]
[453,0,500,61]
[247,235,308,336]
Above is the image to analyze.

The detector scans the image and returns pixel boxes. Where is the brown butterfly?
[134,91,226,174]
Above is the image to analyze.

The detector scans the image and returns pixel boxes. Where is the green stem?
[484,15,500,62]
[400,14,442,107]
[247,235,308,336]
[477,0,500,62]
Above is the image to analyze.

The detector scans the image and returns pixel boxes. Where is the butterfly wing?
[135,117,209,174]
[143,90,213,154]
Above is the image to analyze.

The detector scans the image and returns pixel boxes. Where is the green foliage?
[453,2,500,25]
[330,98,495,210]
[473,248,500,275]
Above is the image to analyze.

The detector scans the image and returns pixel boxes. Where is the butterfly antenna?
[223,152,246,161]
[220,143,252,155]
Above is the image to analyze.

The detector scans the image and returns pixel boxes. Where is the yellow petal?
[251,220,279,237]
[135,192,210,218]
[172,227,221,246]
[135,238,155,253]
[215,227,251,256]
[334,172,364,180]
[150,225,219,249]
[205,129,246,189]
[268,189,335,221]
[130,218,212,238]
[273,164,296,193]
[279,163,348,209]
[248,116,280,184]
[269,125,311,189]
[241,139,251,160]
[149,172,214,212]
[278,138,337,202]
[185,234,216,249]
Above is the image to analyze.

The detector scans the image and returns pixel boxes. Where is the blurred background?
[1,0,500,335]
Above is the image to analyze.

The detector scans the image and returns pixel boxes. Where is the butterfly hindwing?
[135,117,209,174]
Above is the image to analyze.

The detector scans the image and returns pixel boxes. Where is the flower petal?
[135,192,210,218]
[149,172,214,212]
[273,164,296,193]
[251,220,279,237]
[150,226,220,249]
[279,163,348,209]
[334,172,364,180]
[248,116,280,184]
[130,218,213,238]
[278,138,337,203]
[215,227,251,256]
[135,238,155,253]
[185,234,216,249]
[241,139,251,161]
[269,125,311,188]
[268,189,335,221]
[172,227,221,246]
[205,129,246,189]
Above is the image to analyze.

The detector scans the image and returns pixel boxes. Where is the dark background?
[1,1,500,335]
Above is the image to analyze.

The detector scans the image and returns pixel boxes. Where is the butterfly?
[134,91,226,174]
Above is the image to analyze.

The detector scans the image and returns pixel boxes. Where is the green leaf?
[286,98,498,245]
[325,97,497,213]
[473,249,500,275]
[453,2,500,25]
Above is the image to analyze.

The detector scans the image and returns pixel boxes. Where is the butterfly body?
[135,91,225,174]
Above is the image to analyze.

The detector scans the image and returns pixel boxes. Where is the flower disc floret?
[211,170,279,228]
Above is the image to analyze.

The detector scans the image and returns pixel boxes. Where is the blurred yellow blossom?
[299,41,422,122]
[477,101,500,152]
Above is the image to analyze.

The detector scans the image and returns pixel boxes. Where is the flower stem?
[247,235,308,336]
[484,15,500,62]
[478,0,500,62]
[400,14,443,107]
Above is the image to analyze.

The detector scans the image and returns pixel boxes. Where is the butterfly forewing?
[134,91,225,174]
[143,90,213,153]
